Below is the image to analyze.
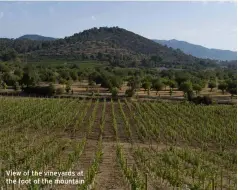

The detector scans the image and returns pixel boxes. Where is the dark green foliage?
[13,82,20,91]
[175,72,190,87]
[0,49,18,61]
[56,87,64,95]
[152,79,164,95]
[226,80,237,95]
[125,89,135,97]
[168,80,177,89]
[65,82,71,93]
[208,81,216,92]
[218,82,228,94]
[187,90,195,101]
[127,76,141,91]
[179,81,193,94]
[142,81,152,93]
[193,84,202,95]
[191,96,213,105]
[22,85,56,96]
[20,66,40,87]
[111,87,118,100]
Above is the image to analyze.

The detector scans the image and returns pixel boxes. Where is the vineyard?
[0,97,236,190]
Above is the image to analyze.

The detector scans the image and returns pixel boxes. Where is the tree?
[59,78,67,87]
[13,82,20,91]
[175,73,190,87]
[70,70,78,81]
[193,84,202,95]
[127,76,141,91]
[110,76,123,89]
[2,72,20,86]
[208,81,216,92]
[179,81,193,97]
[142,81,151,94]
[152,80,164,95]
[20,68,40,87]
[65,81,72,93]
[111,87,118,100]
[0,48,18,61]
[125,89,135,97]
[14,69,23,79]
[168,80,177,90]
[169,88,173,97]
[226,80,237,98]
[150,55,162,67]
[218,82,227,94]
[162,79,170,90]
[1,82,7,89]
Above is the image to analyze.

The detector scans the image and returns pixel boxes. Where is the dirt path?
[114,103,129,142]
[123,102,143,144]
[94,142,129,190]
[102,103,116,142]
[87,102,103,140]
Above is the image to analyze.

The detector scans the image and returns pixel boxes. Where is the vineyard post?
[145,173,147,190]
[126,158,128,173]
[203,178,205,189]
[220,169,223,190]
[212,177,215,190]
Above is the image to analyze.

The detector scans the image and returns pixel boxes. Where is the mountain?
[0,27,217,69]
[18,34,56,41]
[153,39,237,61]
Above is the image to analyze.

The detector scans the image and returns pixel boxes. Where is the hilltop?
[18,34,56,41]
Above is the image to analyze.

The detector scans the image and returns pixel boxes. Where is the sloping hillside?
[154,39,237,61]
[0,27,216,68]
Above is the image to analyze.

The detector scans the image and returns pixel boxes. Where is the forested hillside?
[0,27,217,69]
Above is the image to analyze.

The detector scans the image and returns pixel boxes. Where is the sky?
[0,1,237,51]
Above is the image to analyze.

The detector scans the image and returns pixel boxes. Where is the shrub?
[13,82,20,91]
[125,89,135,97]
[22,85,56,96]
[111,87,118,100]
[191,95,213,105]
[56,87,64,95]
[65,84,71,93]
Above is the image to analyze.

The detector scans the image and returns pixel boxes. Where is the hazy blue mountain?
[18,34,56,41]
[153,39,237,61]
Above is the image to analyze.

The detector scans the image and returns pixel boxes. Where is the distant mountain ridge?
[153,39,237,61]
[17,34,56,41]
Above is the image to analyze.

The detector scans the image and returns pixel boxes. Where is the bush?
[22,85,56,96]
[13,82,20,91]
[65,84,71,93]
[191,96,213,105]
[56,87,64,95]
[111,87,118,100]
[125,89,135,97]
[187,90,195,101]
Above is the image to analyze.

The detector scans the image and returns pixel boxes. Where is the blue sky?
[0,1,237,51]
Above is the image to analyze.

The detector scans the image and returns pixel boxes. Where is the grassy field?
[0,97,236,190]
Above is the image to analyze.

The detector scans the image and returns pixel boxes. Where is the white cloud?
[91,16,96,21]
[0,12,4,19]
